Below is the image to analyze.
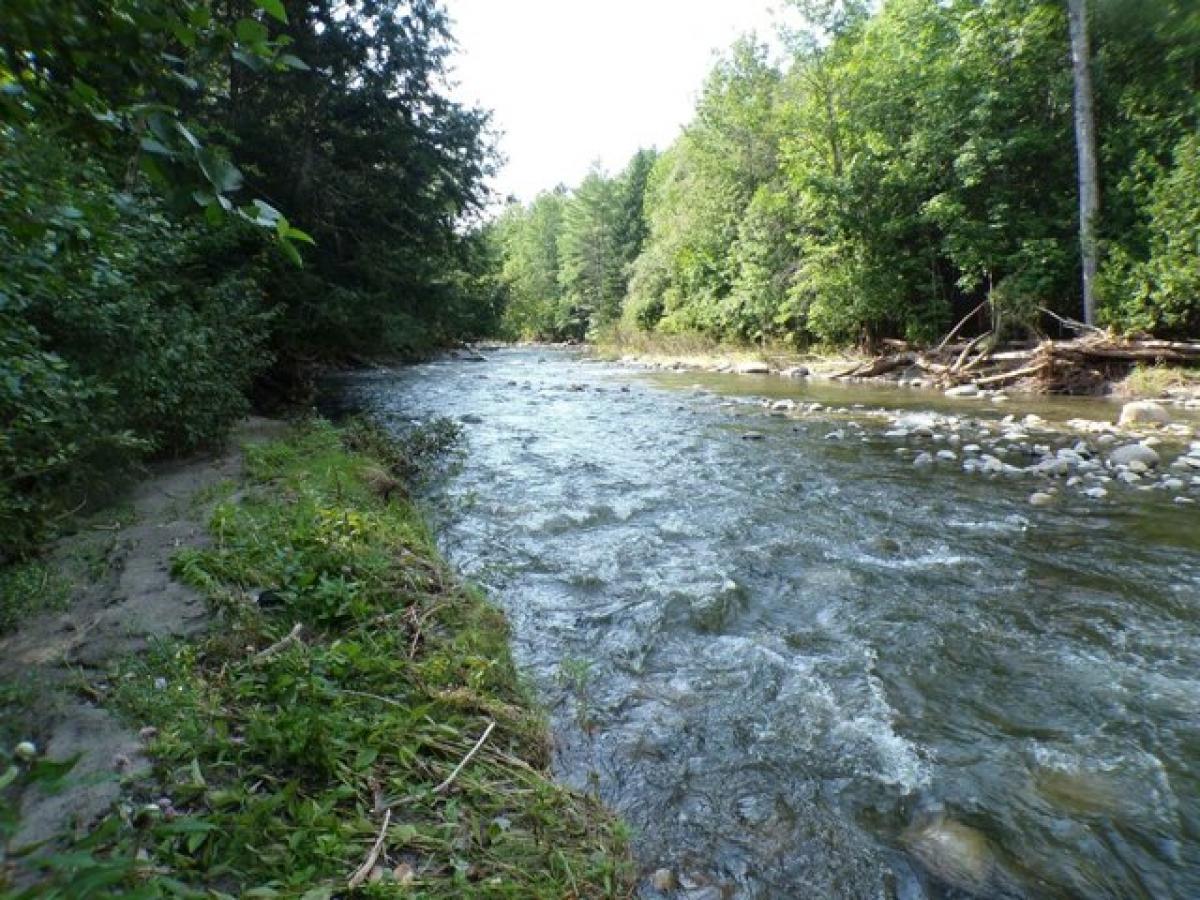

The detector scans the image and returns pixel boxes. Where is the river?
[327,348,1200,899]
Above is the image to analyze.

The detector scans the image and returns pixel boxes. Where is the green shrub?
[0,130,272,560]
[1099,134,1200,336]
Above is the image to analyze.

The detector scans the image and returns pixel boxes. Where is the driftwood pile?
[835,333,1200,395]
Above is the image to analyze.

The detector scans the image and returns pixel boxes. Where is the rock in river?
[1118,400,1171,428]
[651,869,676,892]
[944,384,980,398]
[1109,443,1161,469]
[736,361,771,375]
[1029,492,1055,507]
[904,817,994,894]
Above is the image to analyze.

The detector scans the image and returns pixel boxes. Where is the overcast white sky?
[445,0,790,204]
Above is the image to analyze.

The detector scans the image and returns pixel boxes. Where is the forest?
[0,0,503,559]
[491,0,1200,352]
[5,0,1198,558]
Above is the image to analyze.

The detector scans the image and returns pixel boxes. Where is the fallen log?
[949,332,991,376]
[936,300,990,353]
[842,351,918,378]
[973,361,1051,386]
[1062,346,1200,363]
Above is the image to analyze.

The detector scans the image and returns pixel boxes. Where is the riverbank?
[0,419,632,897]
[591,332,1200,406]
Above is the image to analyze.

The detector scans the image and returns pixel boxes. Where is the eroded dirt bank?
[0,417,290,854]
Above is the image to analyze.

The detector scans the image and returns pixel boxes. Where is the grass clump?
[1124,363,1200,398]
[0,560,70,637]
[6,420,632,898]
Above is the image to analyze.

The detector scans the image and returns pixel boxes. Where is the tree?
[494,190,569,339]
[223,1,495,356]
[558,168,625,334]
[1068,0,1100,326]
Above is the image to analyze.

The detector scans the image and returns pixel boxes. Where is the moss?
[9,421,633,898]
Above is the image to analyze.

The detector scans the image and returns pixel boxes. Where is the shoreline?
[0,419,633,896]
[582,341,1200,408]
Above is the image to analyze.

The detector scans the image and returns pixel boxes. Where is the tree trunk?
[1067,0,1100,326]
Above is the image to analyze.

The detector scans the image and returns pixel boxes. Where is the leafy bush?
[0,130,272,560]
[1099,134,1200,336]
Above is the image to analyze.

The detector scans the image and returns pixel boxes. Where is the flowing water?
[327,349,1200,899]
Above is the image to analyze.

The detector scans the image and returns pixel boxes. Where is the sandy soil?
[0,417,288,853]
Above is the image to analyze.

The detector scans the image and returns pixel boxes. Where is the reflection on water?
[328,349,1200,899]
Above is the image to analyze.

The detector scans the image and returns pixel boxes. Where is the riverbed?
[328,348,1200,899]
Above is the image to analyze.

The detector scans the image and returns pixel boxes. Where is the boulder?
[780,366,810,378]
[904,818,993,894]
[1029,492,1055,507]
[1033,459,1070,477]
[736,361,771,375]
[944,384,980,398]
[651,869,676,892]
[1109,443,1161,469]
[1118,401,1171,428]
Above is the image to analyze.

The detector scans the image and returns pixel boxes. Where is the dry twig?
[253,623,303,662]
[433,721,496,794]
[347,808,392,889]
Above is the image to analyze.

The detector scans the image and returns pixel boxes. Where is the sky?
[444,0,790,205]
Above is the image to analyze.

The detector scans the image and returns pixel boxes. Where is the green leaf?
[70,78,100,106]
[171,21,197,48]
[156,818,218,835]
[235,18,269,46]
[277,54,309,71]
[174,121,201,150]
[232,48,265,72]
[146,111,177,146]
[247,199,283,227]
[253,0,288,24]
[353,747,378,770]
[279,238,303,267]
[197,149,243,194]
[283,225,315,245]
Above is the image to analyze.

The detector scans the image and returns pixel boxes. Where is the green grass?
[4,421,632,898]
[592,323,758,360]
[0,559,71,637]
[1124,363,1200,398]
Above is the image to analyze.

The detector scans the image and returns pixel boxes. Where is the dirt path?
[0,417,288,853]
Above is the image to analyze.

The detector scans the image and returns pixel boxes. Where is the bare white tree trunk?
[1068,0,1100,326]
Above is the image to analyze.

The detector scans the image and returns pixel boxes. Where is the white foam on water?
[753,636,932,792]
[847,547,970,571]
[946,514,1027,534]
